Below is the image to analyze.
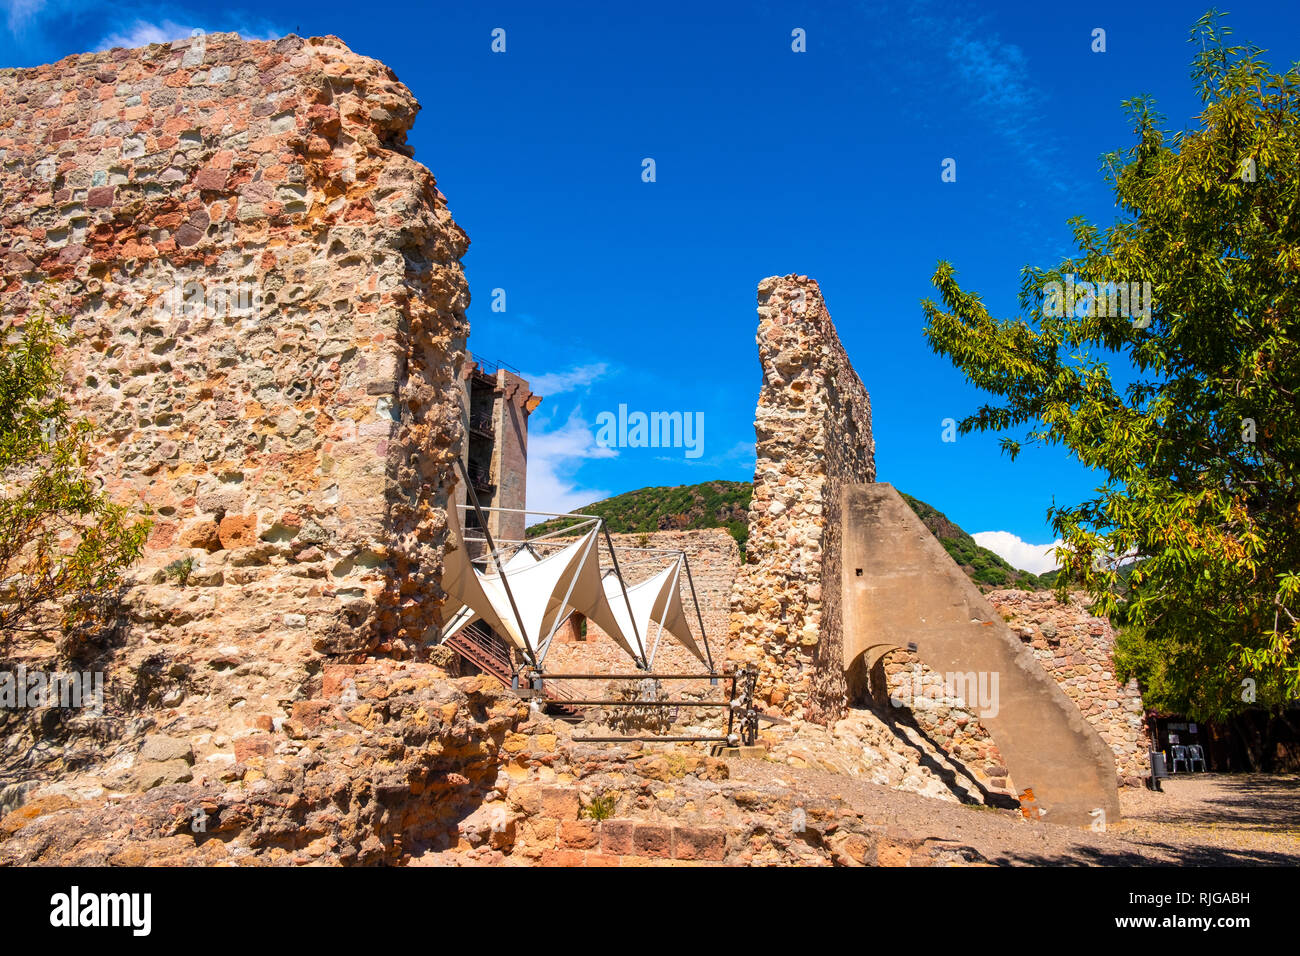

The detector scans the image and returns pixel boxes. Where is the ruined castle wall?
[877,649,1015,796]
[727,276,874,724]
[989,590,1150,785]
[0,34,467,784]
[879,591,1150,789]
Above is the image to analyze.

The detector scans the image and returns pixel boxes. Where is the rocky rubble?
[0,665,523,865]
[1,659,996,866]
[758,707,997,805]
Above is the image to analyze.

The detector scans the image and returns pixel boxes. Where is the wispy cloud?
[2,1,283,61]
[5,0,48,35]
[97,19,202,50]
[942,25,1062,190]
[522,362,609,397]
[868,0,1064,193]
[525,408,615,520]
[97,18,280,50]
[972,531,1063,575]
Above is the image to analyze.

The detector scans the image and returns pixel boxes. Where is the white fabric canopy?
[475,531,594,657]
[647,560,707,665]
[604,557,707,665]
[441,543,539,640]
[440,506,517,642]
[473,526,643,665]
[439,507,709,669]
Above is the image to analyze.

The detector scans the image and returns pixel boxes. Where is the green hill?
[896,491,1053,589]
[527,480,752,549]
[528,480,1054,589]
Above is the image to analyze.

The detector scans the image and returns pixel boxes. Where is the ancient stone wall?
[0,34,467,792]
[727,276,875,724]
[876,589,1151,792]
[876,649,1015,796]
[988,590,1150,785]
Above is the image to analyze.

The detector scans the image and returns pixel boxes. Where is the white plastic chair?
[1187,744,1207,772]
[1170,745,1189,772]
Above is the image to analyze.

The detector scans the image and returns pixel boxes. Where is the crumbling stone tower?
[0,33,468,739]
[727,276,875,723]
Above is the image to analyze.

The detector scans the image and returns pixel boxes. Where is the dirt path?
[728,762,1300,866]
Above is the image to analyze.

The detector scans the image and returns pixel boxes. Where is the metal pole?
[453,457,536,670]
[536,672,724,680]
[682,552,715,674]
[535,533,594,667]
[463,505,601,519]
[531,699,727,707]
[726,673,736,743]
[645,558,676,668]
[468,517,597,567]
[648,603,669,669]
[601,520,645,668]
[573,735,731,744]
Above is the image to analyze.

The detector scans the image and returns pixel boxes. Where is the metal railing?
[469,354,521,379]
[443,621,581,715]
[514,665,759,746]
[443,622,512,682]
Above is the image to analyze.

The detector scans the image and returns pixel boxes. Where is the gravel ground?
[729,761,1300,866]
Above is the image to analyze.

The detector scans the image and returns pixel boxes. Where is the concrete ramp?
[841,483,1120,827]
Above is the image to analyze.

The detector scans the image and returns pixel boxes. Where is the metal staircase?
[442,622,583,722]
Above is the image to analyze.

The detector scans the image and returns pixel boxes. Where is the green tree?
[0,304,150,647]
[921,12,1300,725]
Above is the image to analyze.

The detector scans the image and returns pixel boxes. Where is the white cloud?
[97,19,201,50]
[5,0,48,34]
[95,19,281,51]
[525,408,615,521]
[522,362,608,397]
[972,531,1063,575]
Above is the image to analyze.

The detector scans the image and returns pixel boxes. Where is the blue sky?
[6,1,1299,572]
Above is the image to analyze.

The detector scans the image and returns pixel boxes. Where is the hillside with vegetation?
[527,480,752,549]
[528,481,1054,589]
[895,492,1053,589]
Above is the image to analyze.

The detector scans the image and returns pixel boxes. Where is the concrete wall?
[878,591,1152,791]
[841,483,1120,826]
[987,590,1151,786]
[0,34,468,791]
[728,276,875,724]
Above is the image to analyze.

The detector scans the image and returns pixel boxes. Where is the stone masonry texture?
[0,33,1151,854]
[728,276,875,724]
[879,589,1151,790]
[0,33,469,792]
